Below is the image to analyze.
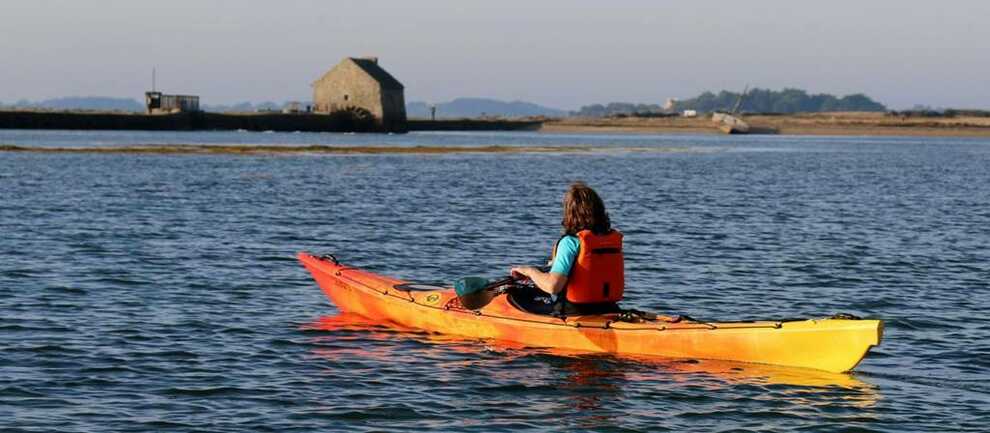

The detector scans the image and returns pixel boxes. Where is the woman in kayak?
[511,182,624,316]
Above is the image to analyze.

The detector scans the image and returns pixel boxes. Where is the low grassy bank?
[542,112,990,136]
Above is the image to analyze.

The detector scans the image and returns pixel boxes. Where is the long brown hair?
[561,182,611,235]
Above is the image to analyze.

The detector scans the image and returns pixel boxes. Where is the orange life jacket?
[552,229,624,304]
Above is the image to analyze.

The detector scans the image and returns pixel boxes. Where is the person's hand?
[510,266,537,281]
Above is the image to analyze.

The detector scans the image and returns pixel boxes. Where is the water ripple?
[2,131,989,432]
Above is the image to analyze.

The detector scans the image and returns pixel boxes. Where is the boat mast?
[730,84,749,115]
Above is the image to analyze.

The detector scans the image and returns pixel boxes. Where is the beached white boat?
[712,112,751,134]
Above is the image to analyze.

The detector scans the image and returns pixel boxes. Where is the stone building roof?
[348,58,404,90]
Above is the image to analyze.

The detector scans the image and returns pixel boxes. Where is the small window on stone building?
[344,94,349,101]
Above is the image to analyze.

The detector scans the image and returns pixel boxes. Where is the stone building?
[312,57,406,132]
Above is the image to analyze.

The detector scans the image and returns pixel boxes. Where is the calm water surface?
[1,130,988,432]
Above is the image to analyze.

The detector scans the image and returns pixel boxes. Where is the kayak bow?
[298,252,882,373]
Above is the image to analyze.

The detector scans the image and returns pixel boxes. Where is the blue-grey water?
[1,130,988,432]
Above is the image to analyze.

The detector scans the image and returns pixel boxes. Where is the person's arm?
[511,236,577,296]
[511,266,567,295]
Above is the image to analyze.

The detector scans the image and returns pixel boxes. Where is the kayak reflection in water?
[511,182,625,316]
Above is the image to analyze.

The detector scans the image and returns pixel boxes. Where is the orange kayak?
[298,252,882,373]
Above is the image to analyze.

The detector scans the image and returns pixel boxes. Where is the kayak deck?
[298,252,882,373]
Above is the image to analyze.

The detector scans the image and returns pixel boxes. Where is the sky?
[1,0,988,110]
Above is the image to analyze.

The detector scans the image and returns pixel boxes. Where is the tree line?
[573,88,887,117]
[678,88,886,113]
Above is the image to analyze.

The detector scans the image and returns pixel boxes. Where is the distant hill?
[0,97,306,113]
[0,97,144,112]
[572,102,665,117]
[0,96,568,117]
[407,98,567,118]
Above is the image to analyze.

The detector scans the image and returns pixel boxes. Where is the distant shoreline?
[0,144,705,155]
[2,110,990,137]
[542,112,990,137]
[0,110,541,134]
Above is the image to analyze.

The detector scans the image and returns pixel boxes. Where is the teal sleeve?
[549,236,580,276]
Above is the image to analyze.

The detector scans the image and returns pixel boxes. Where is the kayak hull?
[299,253,882,373]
